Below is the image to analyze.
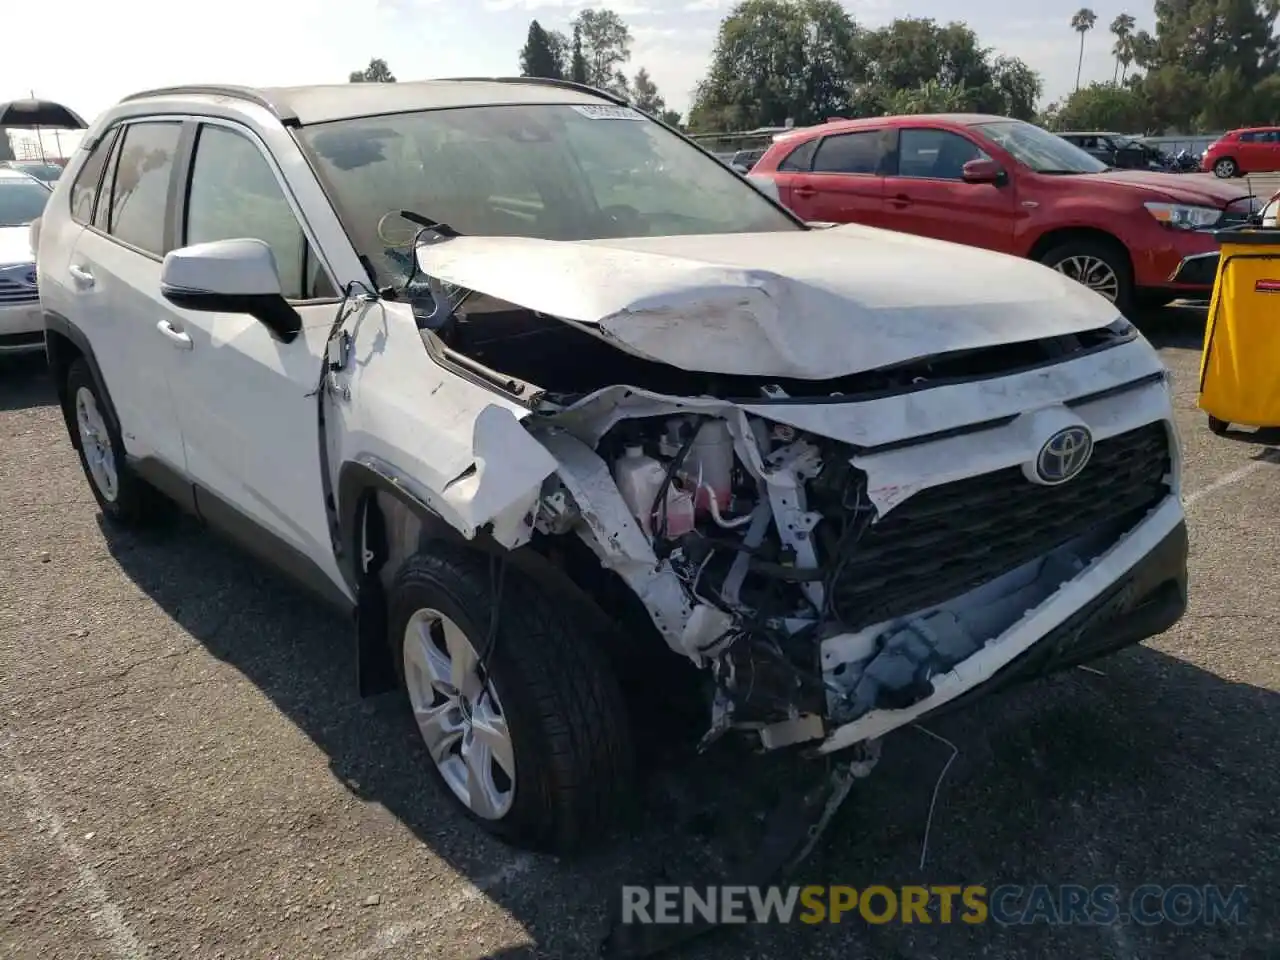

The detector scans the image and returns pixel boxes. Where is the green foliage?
[520,21,564,79]
[1050,82,1151,131]
[572,8,633,94]
[570,24,588,85]
[689,8,1041,132]
[348,58,396,83]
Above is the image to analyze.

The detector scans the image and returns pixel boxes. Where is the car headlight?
[1144,202,1222,230]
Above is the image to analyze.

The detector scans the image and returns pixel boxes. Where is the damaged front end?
[406,230,1188,763]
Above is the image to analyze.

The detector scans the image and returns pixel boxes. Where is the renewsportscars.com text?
[620,884,1250,927]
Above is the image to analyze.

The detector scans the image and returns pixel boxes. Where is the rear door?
[785,129,890,226]
[64,119,188,474]
[1258,130,1280,172]
[880,126,1018,253]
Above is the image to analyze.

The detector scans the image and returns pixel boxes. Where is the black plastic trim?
[43,311,121,443]
[160,288,302,343]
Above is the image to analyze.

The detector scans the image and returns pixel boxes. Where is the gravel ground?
[2,305,1278,960]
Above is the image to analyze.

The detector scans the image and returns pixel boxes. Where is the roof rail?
[119,85,299,125]
[438,76,630,108]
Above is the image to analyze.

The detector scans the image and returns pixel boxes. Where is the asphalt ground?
[2,304,1279,960]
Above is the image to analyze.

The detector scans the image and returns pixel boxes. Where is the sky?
[3,0,1148,157]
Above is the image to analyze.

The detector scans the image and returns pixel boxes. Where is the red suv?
[750,114,1256,312]
[1201,127,1280,178]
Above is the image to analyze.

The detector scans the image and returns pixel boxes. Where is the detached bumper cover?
[928,517,1187,719]
[819,497,1188,753]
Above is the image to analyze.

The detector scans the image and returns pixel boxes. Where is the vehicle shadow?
[97,516,1279,959]
[0,352,55,412]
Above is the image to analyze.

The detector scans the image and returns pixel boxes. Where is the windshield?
[974,120,1109,174]
[0,179,51,226]
[297,103,799,282]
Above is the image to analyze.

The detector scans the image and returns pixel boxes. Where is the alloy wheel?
[74,386,119,503]
[403,608,516,820]
[1052,255,1120,303]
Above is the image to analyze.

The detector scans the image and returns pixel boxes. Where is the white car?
[0,168,51,353]
[36,79,1187,854]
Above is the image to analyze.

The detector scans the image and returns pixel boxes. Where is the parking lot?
[2,305,1278,960]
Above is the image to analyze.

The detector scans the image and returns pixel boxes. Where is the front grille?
[0,277,37,304]
[824,422,1172,630]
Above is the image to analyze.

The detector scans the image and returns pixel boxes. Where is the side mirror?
[160,238,301,343]
[961,158,1005,185]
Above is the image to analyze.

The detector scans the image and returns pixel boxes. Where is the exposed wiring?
[701,483,753,529]
[912,724,960,870]
[649,420,703,544]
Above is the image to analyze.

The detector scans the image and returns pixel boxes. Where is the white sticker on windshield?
[571,104,644,121]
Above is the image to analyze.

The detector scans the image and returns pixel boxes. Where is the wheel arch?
[43,312,116,442]
[337,460,656,699]
[1027,226,1133,270]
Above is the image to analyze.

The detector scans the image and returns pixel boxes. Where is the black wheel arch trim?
[43,311,121,442]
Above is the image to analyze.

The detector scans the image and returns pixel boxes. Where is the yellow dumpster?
[1197,226,1280,434]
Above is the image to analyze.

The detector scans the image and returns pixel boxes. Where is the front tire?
[1213,157,1238,178]
[64,358,160,526]
[388,546,636,854]
[1041,238,1135,315]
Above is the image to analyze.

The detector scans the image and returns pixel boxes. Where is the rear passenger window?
[778,138,817,172]
[185,124,335,301]
[69,128,118,225]
[812,132,883,175]
[101,121,181,256]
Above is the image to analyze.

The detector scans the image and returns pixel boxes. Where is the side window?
[812,132,883,175]
[897,129,986,180]
[185,124,335,301]
[93,131,124,232]
[1239,132,1258,143]
[778,138,818,172]
[101,121,181,256]
[69,128,118,225]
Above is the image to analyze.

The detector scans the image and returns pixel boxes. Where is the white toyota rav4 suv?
[36,79,1187,854]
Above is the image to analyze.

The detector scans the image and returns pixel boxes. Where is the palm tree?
[1071,8,1098,91]
[1110,13,1137,84]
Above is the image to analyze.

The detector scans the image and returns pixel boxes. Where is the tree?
[546,30,571,79]
[572,8,632,94]
[1110,13,1137,84]
[0,130,13,163]
[631,68,666,116]
[659,109,683,128]
[1131,0,1280,131]
[349,58,396,83]
[1070,8,1097,92]
[570,24,588,85]
[1053,82,1149,131]
[520,20,563,79]
[988,55,1044,120]
[689,0,864,132]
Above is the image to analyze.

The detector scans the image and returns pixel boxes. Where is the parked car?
[1202,127,1280,178]
[730,147,766,173]
[749,113,1257,313]
[0,159,65,185]
[0,169,52,353]
[37,81,1187,854]
[1057,131,1166,170]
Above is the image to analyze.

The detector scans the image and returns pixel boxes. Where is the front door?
[158,120,348,598]
[880,127,1018,254]
[66,119,188,474]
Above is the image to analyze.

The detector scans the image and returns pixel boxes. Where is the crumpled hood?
[417,225,1122,380]
[0,225,35,267]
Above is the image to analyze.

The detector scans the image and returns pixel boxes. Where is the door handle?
[68,264,95,289]
[889,194,912,208]
[156,319,193,350]
[793,186,817,198]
